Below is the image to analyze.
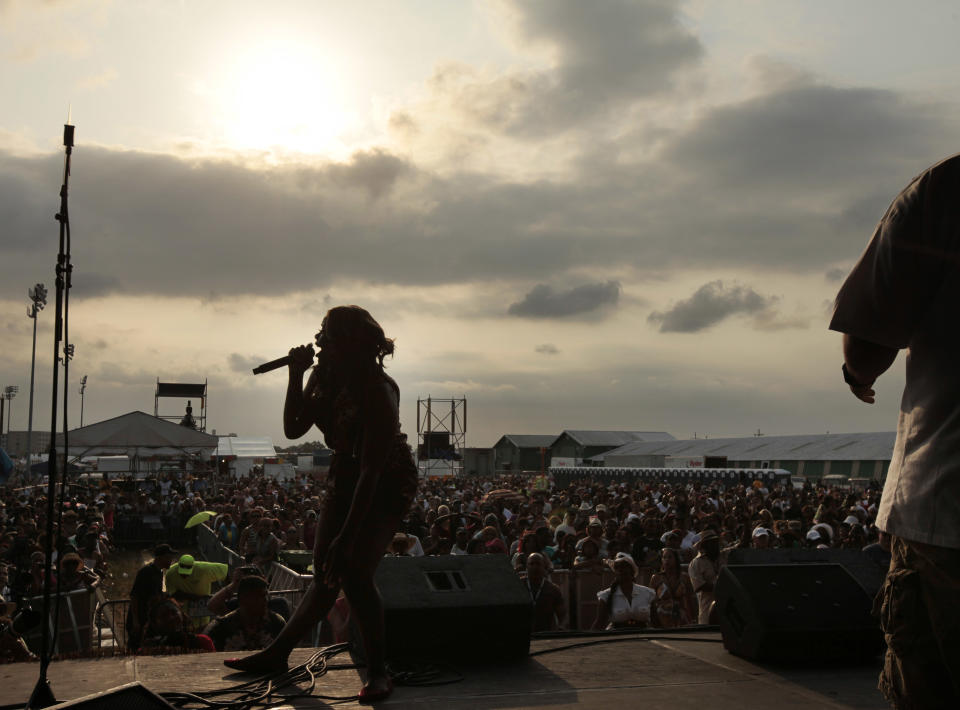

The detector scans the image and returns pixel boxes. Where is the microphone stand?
[27,121,74,710]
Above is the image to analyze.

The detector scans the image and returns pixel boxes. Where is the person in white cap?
[751,527,771,549]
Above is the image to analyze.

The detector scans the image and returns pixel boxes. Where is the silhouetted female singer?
[225,305,418,702]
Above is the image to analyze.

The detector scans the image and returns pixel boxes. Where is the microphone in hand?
[251,344,315,375]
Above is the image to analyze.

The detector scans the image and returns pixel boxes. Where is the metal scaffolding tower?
[416,396,466,478]
[154,379,208,432]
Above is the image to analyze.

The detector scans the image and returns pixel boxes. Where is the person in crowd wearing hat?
[525,553,565,632]
[164,554,228,601]
[128,543,178,650]
[224,307,418,703]
[751,527,772,549]
[649,547,696,628]
[688,529,722,624]
[593,552,655,630]
[203,575,286,652]
[577,517,609,559]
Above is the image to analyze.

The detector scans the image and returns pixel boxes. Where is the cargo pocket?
[875,567,926,656]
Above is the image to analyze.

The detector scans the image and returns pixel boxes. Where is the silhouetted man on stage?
[831,153,960,709]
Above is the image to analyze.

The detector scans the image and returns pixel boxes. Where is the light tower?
[416,396,466,479]
[2,385,19,442]
[26,283,48,469]
[79,375,88,427]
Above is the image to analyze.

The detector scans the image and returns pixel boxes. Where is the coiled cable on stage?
[156,643,465,709]
[158,643,357,709]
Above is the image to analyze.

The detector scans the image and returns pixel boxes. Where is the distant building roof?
[593,431,896,463]
[498,435,557,449]
[559,430,676,447]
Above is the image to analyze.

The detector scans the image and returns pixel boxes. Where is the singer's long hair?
[322,305,395,368]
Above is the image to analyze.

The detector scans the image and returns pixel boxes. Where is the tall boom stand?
[27,122,75,709]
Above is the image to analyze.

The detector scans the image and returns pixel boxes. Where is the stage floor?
[0,633,888,709]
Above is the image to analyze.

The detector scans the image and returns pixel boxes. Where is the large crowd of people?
[1,464,890,660]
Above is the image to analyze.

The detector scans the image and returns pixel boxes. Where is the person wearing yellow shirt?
[164,554,228,601]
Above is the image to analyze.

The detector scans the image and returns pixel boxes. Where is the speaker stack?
[375,554,532,662]
[715,562,883,663]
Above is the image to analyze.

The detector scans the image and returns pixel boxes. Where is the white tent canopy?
[215,437,277,459]
[56,410,219,458]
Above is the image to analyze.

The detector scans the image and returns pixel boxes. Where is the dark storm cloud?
[2,78,958,303]
[426,0,701,135]
[508,281,620,318]
[824,267,848,282]
[535,343,560,355]
[647,281,777,333]
[665,84,945,190]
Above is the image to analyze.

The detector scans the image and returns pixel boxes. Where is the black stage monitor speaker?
[375,554,532,662]
[49,682,175,709]
[715,563,883,664]
[724,548,887,598]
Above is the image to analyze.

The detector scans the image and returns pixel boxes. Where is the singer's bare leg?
[343,513,402,697]
[223,577,338,672]
[223,511,400,696]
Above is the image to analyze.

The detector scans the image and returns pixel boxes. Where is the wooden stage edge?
[0,632,888,709]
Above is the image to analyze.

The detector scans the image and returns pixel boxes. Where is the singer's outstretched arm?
[283,345,317,439]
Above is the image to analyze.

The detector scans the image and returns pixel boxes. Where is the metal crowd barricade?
[195,524,312,594]
[548,569,572,630]
[24,586,98,655]
[572,568,616,630]
[95,598,131,649]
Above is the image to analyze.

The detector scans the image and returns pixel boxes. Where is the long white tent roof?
[57,411,219,458]
[593,431,896,463]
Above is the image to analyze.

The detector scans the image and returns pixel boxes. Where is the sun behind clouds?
[208,37,354,155]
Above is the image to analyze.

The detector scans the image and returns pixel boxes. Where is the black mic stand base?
[26,675,57,709]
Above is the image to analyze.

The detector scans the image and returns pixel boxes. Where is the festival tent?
[215,436,278,477]
[55,410,219,460]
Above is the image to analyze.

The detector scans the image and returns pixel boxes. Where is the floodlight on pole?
[3,385,18,438]
[79,375,88,428]
[26,284,47,473]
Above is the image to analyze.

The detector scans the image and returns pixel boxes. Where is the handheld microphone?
[252,356,291,375]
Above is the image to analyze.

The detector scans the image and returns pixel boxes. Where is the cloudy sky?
[2,0,958,449]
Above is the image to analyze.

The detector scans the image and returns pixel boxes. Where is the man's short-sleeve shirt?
[164,561,228,597]
[688,553,719,624]
[830,154,960,548]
